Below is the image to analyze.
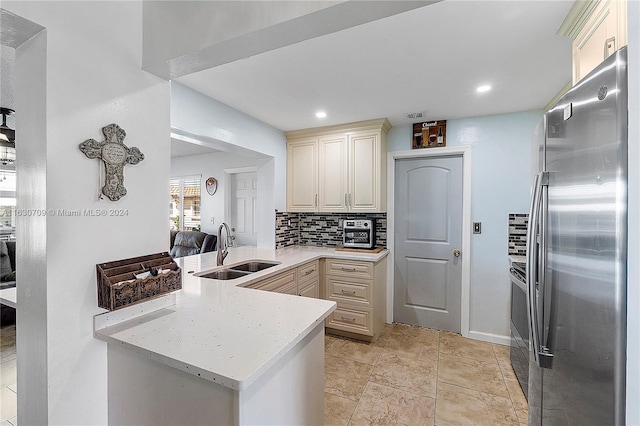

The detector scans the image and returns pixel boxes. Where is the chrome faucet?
[217,222,231,266]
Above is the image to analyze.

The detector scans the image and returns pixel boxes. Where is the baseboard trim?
[467,330,511,346]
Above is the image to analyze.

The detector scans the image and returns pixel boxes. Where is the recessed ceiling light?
[476,85,492,93]
[315,111,327,119]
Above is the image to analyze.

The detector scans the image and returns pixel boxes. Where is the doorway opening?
[170,129,275,248]
[225,167,258,247]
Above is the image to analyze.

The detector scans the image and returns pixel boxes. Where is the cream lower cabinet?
[247,269,297,295]
[297,260,320,298]
[324,258,386,341]
[286,118,391,213]
[246,260,320,298]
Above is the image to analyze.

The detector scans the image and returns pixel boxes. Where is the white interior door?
[394,155,463,332]
[230,172,257,246]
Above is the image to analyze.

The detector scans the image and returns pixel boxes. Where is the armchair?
[169,230,217,258]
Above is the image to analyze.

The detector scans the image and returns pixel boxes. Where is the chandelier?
[0,108,16,166]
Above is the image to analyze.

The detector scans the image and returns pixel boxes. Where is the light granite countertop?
[94,245,388,391]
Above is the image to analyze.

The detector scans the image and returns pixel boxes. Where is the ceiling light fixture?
[476,85,492,93]
[0,108,16,166]
[315,111,327,119]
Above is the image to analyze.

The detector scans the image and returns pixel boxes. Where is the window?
[0,169,16,241]
[170,176,201,231]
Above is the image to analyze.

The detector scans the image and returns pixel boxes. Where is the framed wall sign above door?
[412,120,447,149]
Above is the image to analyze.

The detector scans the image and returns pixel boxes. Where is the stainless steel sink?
[195,260,281,281]
[229,261,280,273]
[198,269,251,280]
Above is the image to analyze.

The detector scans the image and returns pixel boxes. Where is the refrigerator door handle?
[527,171,553,369]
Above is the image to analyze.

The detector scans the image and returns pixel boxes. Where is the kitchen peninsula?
[94,246,388,425]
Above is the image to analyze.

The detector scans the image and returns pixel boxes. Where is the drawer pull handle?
[305,270,314,275]
[341,316,356,322]
[341,267,357,272]
[340,289,356,295]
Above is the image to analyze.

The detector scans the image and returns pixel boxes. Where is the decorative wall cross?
[79,123,144,201]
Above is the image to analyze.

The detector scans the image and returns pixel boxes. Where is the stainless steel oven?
[510,260,529,400]
[343,219,375,249]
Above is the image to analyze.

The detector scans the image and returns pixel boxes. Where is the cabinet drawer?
[325,259,373,280]
[297,260,319,281]
[327,277,371,306]
[248,270,296,292]
[326,305,373,336]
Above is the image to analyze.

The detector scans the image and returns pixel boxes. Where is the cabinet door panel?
[319,136,348,212]
[299,277,319,298]
[349,132,379,211]
[572,0,626,84]
[287,139,317,211]
[275,281,298,295]
[249,270,296,292]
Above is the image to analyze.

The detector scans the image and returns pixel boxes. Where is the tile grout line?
[492,344,521,422]
[346,326,390,425]
[433,330,441,426]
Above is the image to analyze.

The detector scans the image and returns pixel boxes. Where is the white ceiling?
[175,0,574,132]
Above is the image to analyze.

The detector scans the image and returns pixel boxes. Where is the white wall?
[171,82,286,212]
[5,1,170,424]
[171,152,258,235]
[171,82,286,248]
[388,110,541,340]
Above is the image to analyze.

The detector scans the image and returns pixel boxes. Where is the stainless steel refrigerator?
[527,46,627,425]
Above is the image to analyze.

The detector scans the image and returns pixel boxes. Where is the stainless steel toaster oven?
[343,219,375,249]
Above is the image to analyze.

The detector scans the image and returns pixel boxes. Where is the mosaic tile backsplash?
[276,212,387,249]
[509,213,529,256]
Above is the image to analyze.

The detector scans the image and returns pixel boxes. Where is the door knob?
[453,249,461,257]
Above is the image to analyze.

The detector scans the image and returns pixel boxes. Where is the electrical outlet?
[473,222,481,234]
[210,217,215,224]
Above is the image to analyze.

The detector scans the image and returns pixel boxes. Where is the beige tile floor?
[324,323,528,426]
[0,323,527,426]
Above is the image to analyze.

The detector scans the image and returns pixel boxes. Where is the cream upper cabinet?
[286,119,391,213]
[318,135,348,212]
[287,138,318,212]
[559,0,627,85]
[348,131,384,211]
